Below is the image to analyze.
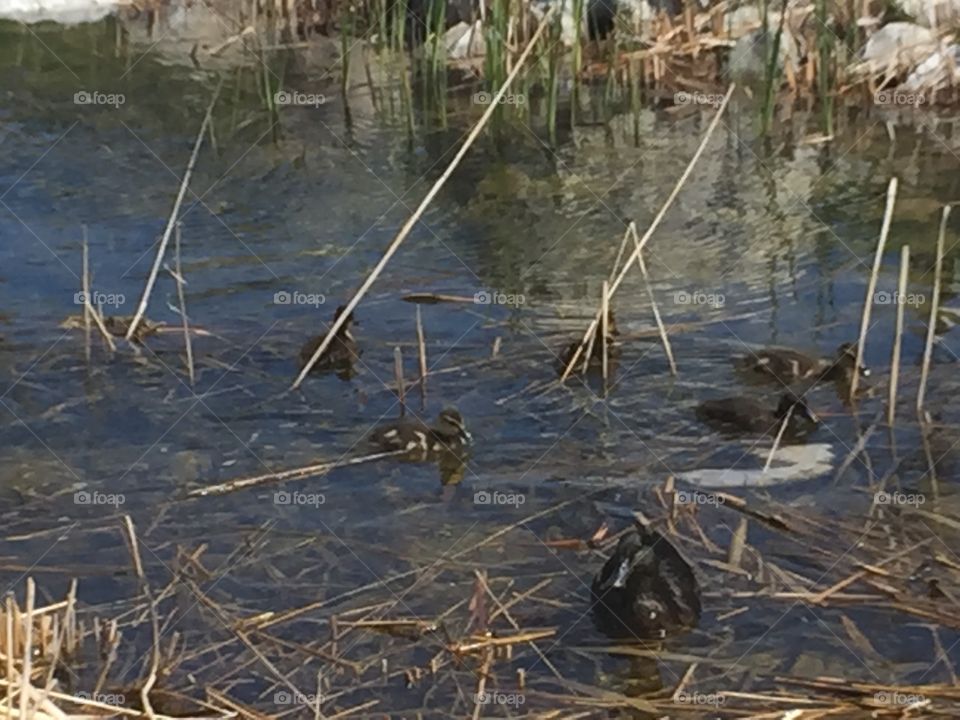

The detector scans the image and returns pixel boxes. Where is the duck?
[736,342,869,384]
[591,525,701,639]
[369,407,472,460]
[558,310,620,372]
[696,392,819,437]
[298,305,360,379]
[103,315,160,343]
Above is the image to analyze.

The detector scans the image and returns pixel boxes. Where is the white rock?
[903,40,960,90]
[860,22,938,75]
[445,20,486,59]
[0,0,120,24]
[898,0,960,28]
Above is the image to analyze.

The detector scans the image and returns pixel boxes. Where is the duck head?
[836,342,870,378]
[436,407,472,443]
[776,393,819,425]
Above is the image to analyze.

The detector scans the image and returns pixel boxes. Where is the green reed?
[759,0,787,134]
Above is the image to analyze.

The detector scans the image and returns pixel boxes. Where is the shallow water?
[3,15,960,717]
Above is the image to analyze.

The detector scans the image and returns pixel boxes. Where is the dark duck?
[559,310,620,372]
[298,305,360,380]
[369,408,471,460]
[591,526,701,639]
[736,342,870,384]
[696,392,819,438]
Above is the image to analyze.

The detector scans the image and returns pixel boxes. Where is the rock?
[903,41,960,90]
[859,22,938,75]
[445,20,485,59]
[0,0,119,24]
[728,26,801,80]
[898,0,960,28]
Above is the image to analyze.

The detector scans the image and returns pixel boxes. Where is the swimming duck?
[736,343,869,384]
[558,311,620,372]
[369,407,471,460]
[591,526,701,639]
[696,393,819,437]
[298,305,360,379]
[103,315,160,343]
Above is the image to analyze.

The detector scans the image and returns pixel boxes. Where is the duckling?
[369,407,472,460]
[696,392,819,437]
[558,311,620,372]
[736,342,869,384]
[103,315,160,343]
[298,305,360,379]
[591,526,701,639]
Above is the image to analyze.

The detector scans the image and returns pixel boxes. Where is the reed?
[815,0,835,135]
[849,177,898,400]
[918,206,950,414]
[888,245,909,426]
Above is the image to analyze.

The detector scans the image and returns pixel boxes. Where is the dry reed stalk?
[888,245,910,426]
[291,10,556,390]
[415,306,428,406]
[19,579,33,720]
[631,224,676,374]
[171,223,195,386]
[126,79,223,341]
[560,83,735,382]
[764,406,792,472]
[918,206,950,413]
[394,346,406,415]
[601,281,610,384]
[82,226,92,362]
[187,449,407,497]
[121,516,160,720]
[849,177,898,399]
[5,595,13,720]
[471,648,494,720]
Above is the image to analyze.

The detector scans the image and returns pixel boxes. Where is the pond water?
[3,14,960,718]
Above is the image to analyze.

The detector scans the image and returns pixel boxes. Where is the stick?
[394,346,406,416]
[560,83,735,382]
[601,281,610,385]
[632,223,677,374]
[416,306,427,407]
[82,226,92,363]
[186,449,406,497]
[850,177,898,399]
[888,245,909,426]
[125,78,223,340]
[121,516,160,720]
[764,406,792,472]
[172,223,196,386]
[19,579,33,720]
[918,206,950,413]
[291,11,556,390]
